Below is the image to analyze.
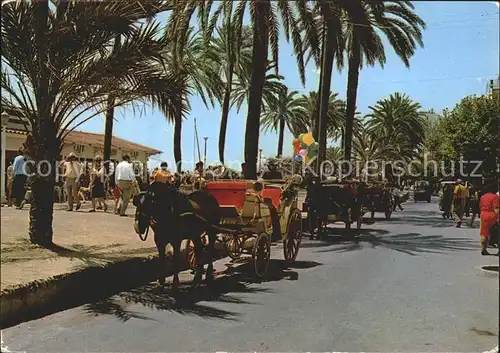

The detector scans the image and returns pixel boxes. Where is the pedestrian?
[113,183,121,215]
[479,183,499,255]
[115,155,135,217]
[152,162,174,184]
[17,160,35,210]
[240,162,246,179]
[11,148,28,208]
[89,155,107,212]
[195,161,204,179]
[6,161,13,207]
[392,186,404,211]
[453,179,468,227]
[62,153,82,211]
[468,184,482,227]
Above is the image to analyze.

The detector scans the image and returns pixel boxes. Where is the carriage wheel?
[284,208,303,262]
[252,233,271,279]
[356,213,363,230]
[187,233,209,270]
[186,239,197,270]
[224,232,243,260]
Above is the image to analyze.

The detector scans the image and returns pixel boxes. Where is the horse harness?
[137,196,204,242]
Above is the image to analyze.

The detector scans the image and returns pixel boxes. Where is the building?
[1,111,161,201]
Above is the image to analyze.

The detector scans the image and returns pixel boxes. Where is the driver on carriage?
[151,162,174,184]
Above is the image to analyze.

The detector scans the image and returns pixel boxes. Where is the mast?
[193,119,196,168]
[194,118,202,162]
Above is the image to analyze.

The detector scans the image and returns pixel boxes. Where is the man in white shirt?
[115,155,136,216]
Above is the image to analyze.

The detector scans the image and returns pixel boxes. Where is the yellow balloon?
[303,133,314,146]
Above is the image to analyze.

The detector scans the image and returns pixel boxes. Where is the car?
[414,180,431,203]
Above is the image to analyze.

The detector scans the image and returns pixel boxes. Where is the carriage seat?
[241,193,271,219]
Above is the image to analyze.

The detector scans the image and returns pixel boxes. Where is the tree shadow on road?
[314,232,477,255]
[83,259,321,322]
[387,216,457,228]
[300,228,390,248]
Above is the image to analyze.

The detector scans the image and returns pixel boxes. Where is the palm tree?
[161,26,224,172]
[295,91,346,140]
[365,93,427,156]
[201,0,321,179]
[343,1,426,161]
[230,62,287,116]
[1,1,186,245]
[206,19,253,164]
[261,87,306,157]
[353,128,398,166]
[102,2,174,173]
[326,146,343,162]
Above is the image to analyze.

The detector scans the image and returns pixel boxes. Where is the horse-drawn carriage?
[362,181,394,220]
[184,176,304,278]
[303,178,364,240]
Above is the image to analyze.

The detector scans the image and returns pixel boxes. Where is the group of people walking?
[440,179,499,255]
[5,149,142,217]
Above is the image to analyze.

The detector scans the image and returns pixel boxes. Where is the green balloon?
[310,142,319,151]
[298,133,305,142]
[308,148,318,157]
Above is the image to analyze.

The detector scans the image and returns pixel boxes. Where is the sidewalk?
[1,201,158,291]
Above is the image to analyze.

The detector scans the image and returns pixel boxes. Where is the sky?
[77,1,500,170]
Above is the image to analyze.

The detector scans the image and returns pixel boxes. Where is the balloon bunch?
[292,133,319,163]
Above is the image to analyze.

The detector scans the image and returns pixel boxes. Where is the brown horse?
[133,182,221,289]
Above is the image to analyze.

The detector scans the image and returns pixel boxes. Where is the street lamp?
[1,111,11,203]
[203,137,208,166]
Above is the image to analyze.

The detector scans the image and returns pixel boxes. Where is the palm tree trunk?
[340,128,345,150]
[277,115,285,157]
[28,123,60,246]
[344,45,361,162]
[244,1,270,180]
[174,108,182,172]
[317,22,335,175]
[218,66,234,164]
[29,0,55,246]
[313,23,326,142]
[103,36,121,174]
[103,95,115,174]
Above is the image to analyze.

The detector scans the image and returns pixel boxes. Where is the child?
[113,184,121,214]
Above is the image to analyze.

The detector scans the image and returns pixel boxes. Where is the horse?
[133,181,221,289]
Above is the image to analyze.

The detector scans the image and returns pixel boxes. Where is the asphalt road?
[2,199,498,352]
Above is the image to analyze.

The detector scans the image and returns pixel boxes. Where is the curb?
[0,240,227,329]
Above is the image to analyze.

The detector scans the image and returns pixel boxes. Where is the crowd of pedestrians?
[438,179,499,255]
[4,148,143,217]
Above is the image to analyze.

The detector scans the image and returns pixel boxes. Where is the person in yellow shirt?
[151,162,174,184]
[453,179,468,227]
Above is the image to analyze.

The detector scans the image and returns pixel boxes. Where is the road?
[2,199,498,352]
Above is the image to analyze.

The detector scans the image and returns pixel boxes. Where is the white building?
[1,111,161,201]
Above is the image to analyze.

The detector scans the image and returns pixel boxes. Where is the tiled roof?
[6,128,161,155]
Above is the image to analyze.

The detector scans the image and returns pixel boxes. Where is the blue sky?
[78,1,499,170]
